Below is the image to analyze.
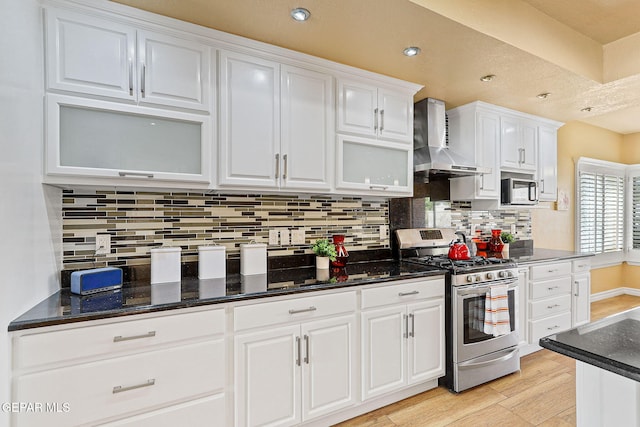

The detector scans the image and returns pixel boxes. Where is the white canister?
[150,247,181,284]
[198,245,226,279]
[240,243,267,275]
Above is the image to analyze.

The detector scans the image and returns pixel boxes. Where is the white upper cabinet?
[448,103,501,200]
[538,124,559,201]
[45,9,210,112]
[218,50,332,191]
[218,50,280,188]
[500,116,538,173]
[337,79,413,143]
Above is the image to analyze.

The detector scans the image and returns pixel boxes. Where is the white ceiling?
[111,0,640,134]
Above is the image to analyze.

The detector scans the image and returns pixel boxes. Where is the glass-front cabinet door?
[45,94,211,184]
[336,134,412,196]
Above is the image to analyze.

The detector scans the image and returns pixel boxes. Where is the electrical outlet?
[280,229,290,245]
[510,224,516,234]
[291,229,305,245]
[95,234,111,255]
[379,224,389,240]
[269,229,279,246]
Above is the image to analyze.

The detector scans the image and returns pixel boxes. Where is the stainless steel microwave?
[501,178,538,205]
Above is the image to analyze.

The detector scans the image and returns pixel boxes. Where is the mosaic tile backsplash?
[450,201,532,239]
[62,190,390,270]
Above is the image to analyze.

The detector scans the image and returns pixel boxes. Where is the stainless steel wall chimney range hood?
[413,98,490,180]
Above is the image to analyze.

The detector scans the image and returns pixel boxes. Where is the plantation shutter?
[577,160,624,256]
[633,176,640,249]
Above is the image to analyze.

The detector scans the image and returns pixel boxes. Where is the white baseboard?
[591,287,640,302]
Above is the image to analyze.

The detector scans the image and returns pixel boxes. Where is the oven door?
[453,279,519,363]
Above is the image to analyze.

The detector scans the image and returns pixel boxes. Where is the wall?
[532,121,625,293]
[0,0,62,422]
[62,190,389,271]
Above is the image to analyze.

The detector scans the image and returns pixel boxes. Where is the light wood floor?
[335,294,640,427]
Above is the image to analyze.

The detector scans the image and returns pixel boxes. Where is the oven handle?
[457,280,518,297]
[458,347,519,369]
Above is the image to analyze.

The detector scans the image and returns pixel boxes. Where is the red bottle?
[488,229,504,253]
[331,234,349,267]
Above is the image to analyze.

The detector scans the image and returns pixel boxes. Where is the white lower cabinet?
[572,258,592,327]
[234,293,357,427]
[360,278,445,400]
[11,308,226,427]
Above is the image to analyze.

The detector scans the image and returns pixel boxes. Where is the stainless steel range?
[396,228,520,392]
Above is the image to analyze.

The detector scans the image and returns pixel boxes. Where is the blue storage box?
[70,267,123,295]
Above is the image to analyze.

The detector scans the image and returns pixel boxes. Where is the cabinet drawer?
[573,258,591,273]
[234,291,356,332]
[530,276,571,300]
[530,262,571,280]
[13,339,223,427]
[97,394,225,427]
[361,277,444,310]
[529,294,571,320]
[14,308,224,370]
[529,312,572,344]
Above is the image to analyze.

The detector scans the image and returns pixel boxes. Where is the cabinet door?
[301,315,356,421]
[538,125,558,201]
[337,79,377,137]
[46,9,136,101]
[337,135,412,196]
[520,120,538,172]
[573,273,591,327]
[235,325,301,427]
[407,299,445,385]
[518,268,529,346]
[500,116,521,170]
[361,305,406,400]
[377,89,413,142]
[280,65,332,191]
[475,110,501,198]
[46,94,210,184]
[138,31,210,111]
[218,50,280,188]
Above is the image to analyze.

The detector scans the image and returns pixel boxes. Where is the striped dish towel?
[484,284,511,336]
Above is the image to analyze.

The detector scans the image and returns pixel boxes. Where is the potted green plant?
[500,232,515,256]
[311,238,337,269]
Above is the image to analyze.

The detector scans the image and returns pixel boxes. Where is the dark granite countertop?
[8,260,445,332]
[510,248,593,265]
[540,307,640,382]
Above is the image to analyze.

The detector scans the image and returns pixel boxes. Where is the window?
[576,158,625,266]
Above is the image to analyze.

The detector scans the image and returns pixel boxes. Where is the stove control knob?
[467,275,475,283]
[486,272,494,280]
[498,271,506,278]
[475,275,482,282]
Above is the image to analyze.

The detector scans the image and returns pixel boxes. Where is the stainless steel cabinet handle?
[409,313,415,337]
[128,61,133,96]
[547,304,561,309]
[380,109,385,131]
[369,185,389,190]
[113,331,156,342]
[118,171,154,179]
[547,325,560,331]
[547,286,560,290]
[575,280,580,297]
[275,153,280,179]
[289,306,317,315]
[113,379,155,394]
[141,64,146,97]
[296,336,301,366]
[398,290,419,296]
[403,314,408,339]
[283,154,288,180]
[304,334,310,364]
[541,179,545,193]
[547,269,559,273]
[374,108,378,131]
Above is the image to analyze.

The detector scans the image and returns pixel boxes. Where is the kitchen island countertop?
[9,260,445,331]
[509,248,593,265]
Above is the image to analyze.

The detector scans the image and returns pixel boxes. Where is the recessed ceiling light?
[403,46,421,57]
[480,74,496,82]
[581,107,593,112]
[290,7,310,21]
[537,93,551,99]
